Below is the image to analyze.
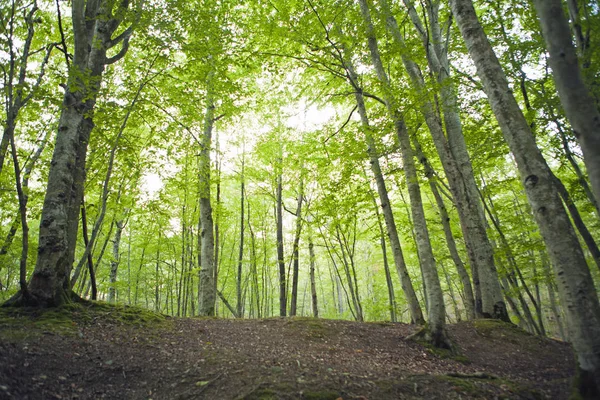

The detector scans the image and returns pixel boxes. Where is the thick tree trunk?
[358,0,447,346]
[533,0,600,207]
[5,0,134,307]
[198,68,216,316]
[451,0,600,394]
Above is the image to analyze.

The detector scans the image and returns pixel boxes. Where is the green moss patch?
[286,317,339,340]
[0,301,169,342]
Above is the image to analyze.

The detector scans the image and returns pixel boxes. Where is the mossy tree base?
[408,324,455,352]
[2,288,87,308]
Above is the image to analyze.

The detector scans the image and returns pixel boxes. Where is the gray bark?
[534,0,600,205]
[342,51,424,324]
[108,220,125,303]
[358,0,446,344]
[276,168,286,317]
[290,178,304,316]
[309,234,319,318]
[451,0,600,391]
[198,68,216,316]
[8,0,135,306]
[380,0,505,319]
[413,139,475,320]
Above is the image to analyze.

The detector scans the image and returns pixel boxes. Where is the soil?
[0,304,575,399]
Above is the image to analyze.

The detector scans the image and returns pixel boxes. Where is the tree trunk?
[290,178,304,316]
[368,186,397,322]
[276,169,286,317]
[339,45,424,324]
[308,233,319,318]
[358,0,447,346]
[392,0,506,320]
[412,139,476,320]
[6,0,135,307]
[108,220,125,303]
[198,67,216,316]
[237,160,245,318]
[533,0,600,207]
[451,0,600,393]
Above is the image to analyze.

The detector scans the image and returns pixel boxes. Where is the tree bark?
[198,67,216,316]
[276,169,286,317]
[358,0,447,346]
[533,0,600,207]
[108,220,125,303]
[290,178,304,316]
[308,233,319,318]
[392,0,506,320]
[451,0,600,393]
[6,0,135,307]
[338,45,424,324]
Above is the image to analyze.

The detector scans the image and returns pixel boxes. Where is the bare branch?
[325,105,357,143]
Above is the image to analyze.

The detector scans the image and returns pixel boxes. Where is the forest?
[1,0,600,397]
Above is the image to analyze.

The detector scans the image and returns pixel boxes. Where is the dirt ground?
[0,304,575,399]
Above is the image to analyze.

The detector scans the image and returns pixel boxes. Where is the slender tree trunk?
[237,160,245,318]
[108,220,125,304]
[339,46,424,324]
[198,67,216,316]
[451,0,600,393]
[358,0,447,346]
[309,232,319,318]
[368,186,397,322]
[413,140,476,320]
[402,0,506,320]
[276,169,287,317]
[80,202,96,300]
[290,178,304,316]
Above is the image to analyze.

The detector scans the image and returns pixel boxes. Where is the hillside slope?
[0,305,574,399]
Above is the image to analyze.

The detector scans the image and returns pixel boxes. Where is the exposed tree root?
[2,289,86,308]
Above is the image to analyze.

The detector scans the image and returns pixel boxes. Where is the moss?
[286,317,338,340]
[242,388,278,400]
[438,374,542,399]
[0,301,169,343]
[302,390,341,399]
[410,326,469,364]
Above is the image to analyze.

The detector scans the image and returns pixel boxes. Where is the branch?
[55,0,70,68]
[21,43,57,106]
[325,105,357,143]
[107,24,134,49]
[362,91,386,106]
[105,37,130,64]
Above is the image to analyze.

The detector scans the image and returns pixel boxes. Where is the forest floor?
[0,303,575,400]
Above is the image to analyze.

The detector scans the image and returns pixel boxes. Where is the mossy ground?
[0,301,169,342]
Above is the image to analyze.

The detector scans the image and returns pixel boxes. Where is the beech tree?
[450,0,600,394]
[5,0,139,307]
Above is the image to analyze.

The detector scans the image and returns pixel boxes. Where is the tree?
[5,0,139,307]
[532,0,600,209]
[450,0,600,394]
